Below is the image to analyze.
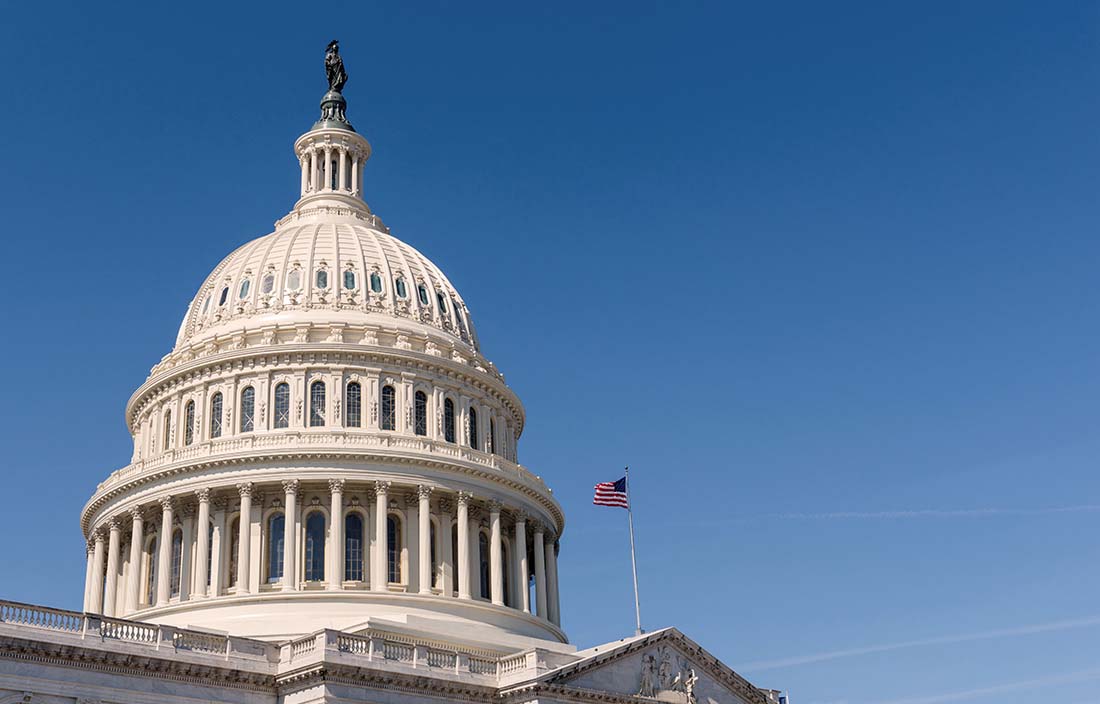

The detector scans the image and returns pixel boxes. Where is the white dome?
[176,216,480,353]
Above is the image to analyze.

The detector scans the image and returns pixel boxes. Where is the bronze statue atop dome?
[325,40,347,93]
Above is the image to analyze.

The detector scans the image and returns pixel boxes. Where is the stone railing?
[0,600,277,666]
[95,431,547,497]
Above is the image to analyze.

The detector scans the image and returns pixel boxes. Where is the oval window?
[287,270,301,290]
[417,284,430,306]
[343,270,356,290]
[395,277,407,299]
[219,287,229,306]
[315,270,329,289]
[436,292,448,314]
[261,274,275,294]
[201,295,211,314]
[370,272,382,293]
[238,279,250,299]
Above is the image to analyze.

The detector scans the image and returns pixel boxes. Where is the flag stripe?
[593,476,629,508]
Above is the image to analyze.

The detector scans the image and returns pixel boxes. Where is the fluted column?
[489,500,503,606]
[283,480,299,591]
[338,148,348,192]
[546,536,560,626]
[439,499,454,597]
[308,149,317,192]
[514,512,529,613]
[156,498,174,606]
[83,543,95,612]
[372,481,389,591]
[351,154,359,195]
[323,147,333,190]
[125,508,143,613]
[418,486,432,594]
[299,154,308,195]
[90,531,106,612]
[103,519,122,617]
[533,523,547,619]
[456,492,471,599]
[329,479,345,589]
[193,489,210,598]
[236,484,252,593]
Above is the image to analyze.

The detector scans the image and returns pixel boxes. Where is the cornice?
[280,663,499,702]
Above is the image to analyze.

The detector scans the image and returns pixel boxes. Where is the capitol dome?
[79,63,564,651]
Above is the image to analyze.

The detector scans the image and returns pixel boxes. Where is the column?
[156,498,173,606]
[338,148,348,192]
[209,500,226,597]
[178,506,194,602]
[323,147,333,190]
[90,531,106,612]
[83,543,95,612]
[329,479,345,589]
[308,150,317,192]
[456,492,471,599]
[236,483,252,593]
[514,512,529,613]
[283,480,299,591]
[351,154,359,195]
[193,489,210,598]
[404,493,418,590]
[299,154,308,195]
[125,508,143,613]
[489,501,503,606]
[248,494,263,594]
[372,481,389,591]
[103,519,122,617]
[546,536,560,626]
[439,499,454,597]
[417,486,432,594]
[533,523,547,619]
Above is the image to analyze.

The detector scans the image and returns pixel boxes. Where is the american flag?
[593,477,629,508]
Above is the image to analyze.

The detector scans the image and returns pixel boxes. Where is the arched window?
[380,385,396,431]
[267,513,285,583]
[240,387,255,433]
[370,272,383,293]
[210,393,223,439]
[414,391,428,436]
[304,512,326,582]
[238,279,251,299]
[274,383,290,429]
[395,277,408,299]
[345,513,364,582]
[170,529,183,597]
[417,284,430,306]
[145,535,158,606]
[184,400,195,446]
[261,273,275,294]
[309,381,326,427]
[228,517,240,588]
[343,269,356,290]
[387,515,402,583]
[346,382,361,427]
[488,418,496,455]
[436,292,448,315]
[469,408,479,450]
[315,269,329,289]
[443,398,456,443]
[219,286,229,306]
[478,532,490,600]
[163,409,172,451]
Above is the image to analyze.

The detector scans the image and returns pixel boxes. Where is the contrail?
[736,616,1100,672]
[762,505,1100,520]
[870,665,1100,704]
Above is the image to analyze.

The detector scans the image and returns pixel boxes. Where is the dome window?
[343,270,356,290]
[261,273,275,294]
[315,269,329,289]
[395,277,408,299]
[436,292,448,314]
[238,279,251,300]
[370,272,383,293]
[201,295,211,314]
[218,287,229,306]
[417,284,430,306]
[287,269,302,290]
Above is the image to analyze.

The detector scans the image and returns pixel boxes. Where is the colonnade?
[299,143,365,198]
[83,480,562,629]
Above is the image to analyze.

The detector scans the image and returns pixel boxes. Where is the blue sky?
[1,2,1099,702]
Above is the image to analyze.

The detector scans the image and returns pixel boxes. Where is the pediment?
[542,629,765,704]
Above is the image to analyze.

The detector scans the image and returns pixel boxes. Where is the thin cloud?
[763,505,1100,520]
[871,666,1100,704]
[737,616,1100,672]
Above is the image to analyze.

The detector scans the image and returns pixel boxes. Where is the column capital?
[329,478,346,494]
[195,487,211,504]
[417,485,433,500]
[487,499,503,514]
[456,491,472,507]
[107,518,121,532]
[237,482,254,498]
[86,541,96,555]
[282,479,300,495]
[128,506,144,522]
[374,480,391,495]
[513,509,528,524]
[92,527,105,542]
[159,496,175,512]
[530,520,546,536]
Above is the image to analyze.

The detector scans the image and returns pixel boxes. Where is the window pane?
[219,287,229,306]
[444,398,455,443]
[469,408,479,450]
[370,272,382,293]
[310,381,326,427]
[345,514,363,582]
[261,274,275,294]
[488,418,496,455]
[210,393,223,439]
[315,269,328,289]
[479,533,490,599]
[274,383,290,429]
[346,382,361,427]
[381,385,396,431]
[287,270,301,290]
[268,514,285,583]
[305,513,326,581]
[239,279,250,299]
[171,531,183,597]
[436,292,448,313]
[163,409,172,451]
[418,284,429,306]
[395,278,407,299]
[240,387,255,433]
[387,516,400,583]
[185,401,195,446]
[414,391,427,436]
[343,270,356,290]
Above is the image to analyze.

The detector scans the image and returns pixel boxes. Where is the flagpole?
[625,466,643,636]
